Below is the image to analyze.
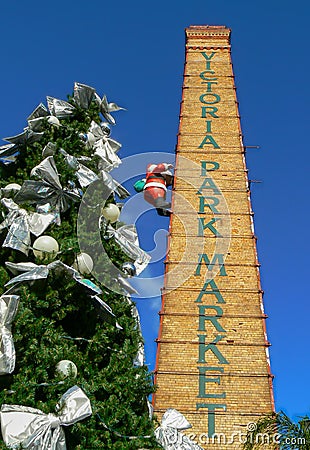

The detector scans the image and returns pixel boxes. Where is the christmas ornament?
[0,386,92,450]
[32,235,59,260]
[15,156,80,217]
[100,122,111,136]
[106,224,150,275]
[46,96,75,118]
[101,203,120,223]
[0,198,55,255]
[73,252,93,275]
[95,93,125,125]
[73,82,95,109]
[47,116,61,127]
[42,142,57,157]
[0,295,19,375]
[121,262,136,277]
[79,131,96,148]
[56,360,78,378]
[155,409,204,450]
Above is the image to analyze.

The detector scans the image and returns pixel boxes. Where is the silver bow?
[14,156,81,217]
[0,198,55,255]
[106,224,151,275]
[0,295,19,375]
[5,261,101,295]
[0,385,92,450]
[27,103,49,122]
[4,261,119,327]
[59,148,129,198]
[46,96,75,118]
[3,129,44,146]
[94,94,125,125]
[155,409,204,450]
[73,82,96,109]
[0,144,19,165]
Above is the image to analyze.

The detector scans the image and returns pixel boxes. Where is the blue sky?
[1,0,309,421]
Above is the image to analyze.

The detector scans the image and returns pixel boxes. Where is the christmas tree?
[0,83,160,449]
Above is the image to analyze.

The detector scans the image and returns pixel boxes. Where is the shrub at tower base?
[0,83,160,449]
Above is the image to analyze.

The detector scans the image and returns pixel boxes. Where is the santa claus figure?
[143,162,174,216]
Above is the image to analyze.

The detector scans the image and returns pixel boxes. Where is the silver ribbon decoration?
[46,96,75,118]
[73,82,96,109]
[94,138,121,172]
[106,224,151,275]
[0,198,55,255]
[0,295,19,375]
[0,385,92,450]
[3,130,44,146]
[14,156,81,217]
[4,261,120,327]
[125,297,145,366]
[94,93,125,125]
[155,409,204,450]
[0,144,19,165]
[59,147,129,198]
[27,103,49,122]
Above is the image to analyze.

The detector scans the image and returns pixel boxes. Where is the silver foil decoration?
[106,224,151,275]
[93,136,122,172]
[0,198,55,255]
[3,129,44,146]
[73,82,95,109]
[0,144,19,165]
[59,148,129,197]
[5,261,99,294]
[27,103,49,121]
[14,156,81,215]
[155,409,204,450]
[4,261,121,328]
[0,385,92,450]
[0,295,19,375]
[94,93,125,125]
[46,96,75,118]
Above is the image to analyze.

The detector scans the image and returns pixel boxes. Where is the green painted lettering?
[198,135,220,149]
[199,196,220,214]
[198,305,225,332]
[195,279,225,304]
[199,93,221,104]
[198,334,229,364]
[195,403,227,437]
[197,177,220,195]
[202,106,219,118]
[198,217,222,237]
[197,366,226,399]
[200,161,220,175]
[195,253,227,276]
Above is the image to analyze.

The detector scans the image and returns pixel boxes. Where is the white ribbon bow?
[0,385,92,449]
[155,408,203,450]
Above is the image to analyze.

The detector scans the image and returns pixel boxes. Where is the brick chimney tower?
[153,25,274,449]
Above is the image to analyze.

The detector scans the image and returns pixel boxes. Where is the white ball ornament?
[47,116,61,127]
[56,360,77,378]
[101,203,120,223]
[72,252,94,275]
[32,235,59,260]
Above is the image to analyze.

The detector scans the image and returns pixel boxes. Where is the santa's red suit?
[143,163,173,211]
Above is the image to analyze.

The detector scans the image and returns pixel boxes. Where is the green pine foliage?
[0,88,161,449]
